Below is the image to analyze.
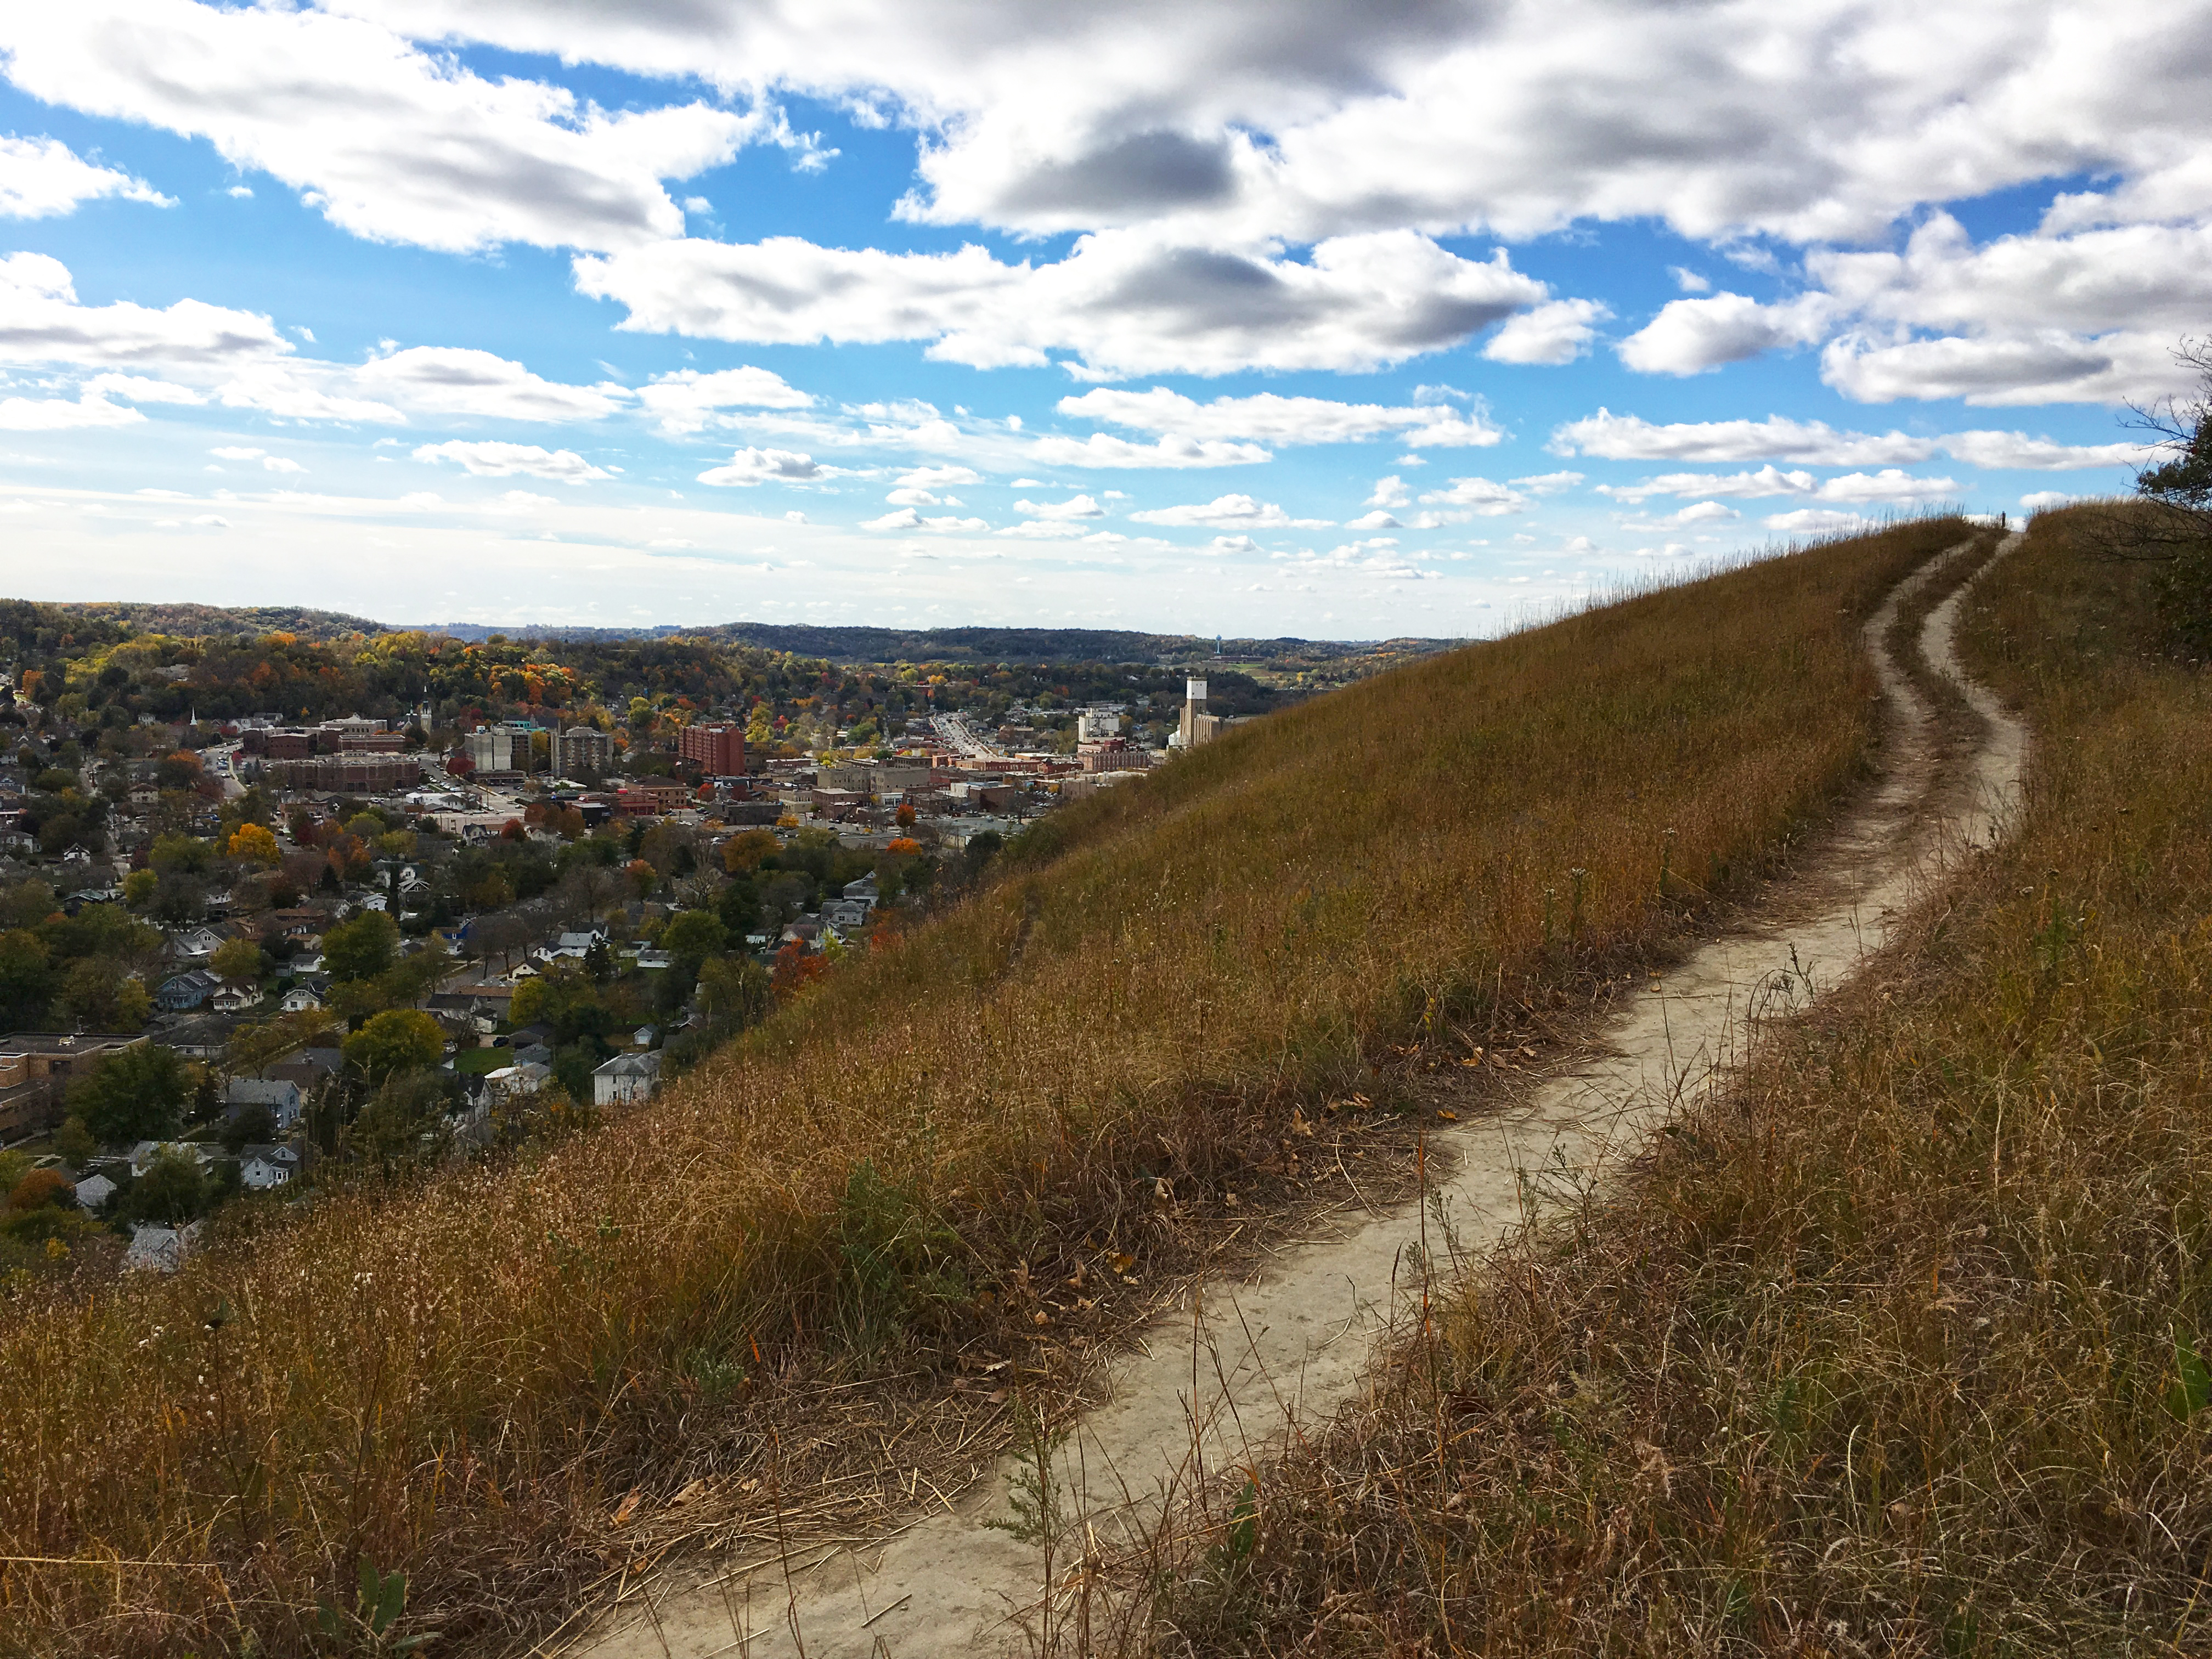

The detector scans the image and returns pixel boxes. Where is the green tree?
[0,929,54,1025]
[121,868,157,909]
[122,1147,207,1225]
[149,832,213,875]
[52,1116,96,1166]
[342,1008,444,1083]
[323,909,399,983]
[661,909,727,972]
[210,935,266,985]
[696,953,772,1032]
[67,1043,189,1144]
[220,1102,276,1153]
[55,960,150,1030]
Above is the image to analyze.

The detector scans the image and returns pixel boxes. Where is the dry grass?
[1150,506,2212,1656]
[0,519,1962,1656]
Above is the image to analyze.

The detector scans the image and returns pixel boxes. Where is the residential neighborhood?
[0,604,1245,1281]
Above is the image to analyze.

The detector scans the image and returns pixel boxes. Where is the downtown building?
[678,723,746,777]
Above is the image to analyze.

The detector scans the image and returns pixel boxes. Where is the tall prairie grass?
[0,520,1961,1654]
[1156,509,2212,1655]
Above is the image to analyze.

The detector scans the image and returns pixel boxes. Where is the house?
[168,925,229,963]
[123,1222,200,1274]
[234,1143,301,1191]
[592,1051,661,1108]
[822,898,873,932]
[127,1140,210,1177]
[262,1047,341,1092]
[225,1077,303,1133]
[630,947,674,971]
[842,873,881,903]
[70,1170,117,1210]
[156,968,224,1012]
[211,979,265,1014]
[511,1041,554,1069]
[482,1060,551,1103]
[279,980,325,1014]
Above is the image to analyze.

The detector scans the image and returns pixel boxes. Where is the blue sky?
[0,2,2202,638]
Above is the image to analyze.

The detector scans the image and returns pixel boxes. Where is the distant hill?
[40,600,1460,665]
[49,601,393,642]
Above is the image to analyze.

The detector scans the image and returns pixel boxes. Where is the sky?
[0,2,2204,640]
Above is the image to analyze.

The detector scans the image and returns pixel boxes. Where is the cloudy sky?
[0,2,2201,637]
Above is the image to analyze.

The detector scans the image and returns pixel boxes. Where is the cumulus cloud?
[1012,494,1105,520]
[866,506,988,531]
[0,250,290,367]
[1617,292,1831,375]
[577,228,1555,377]
[0,388,145,429]
[1055,386,1505,447]
[1483,298,1608,365]
[1,5,759,255]
[86,371,201,405]
[1128,493,1332,529]
[1026,432,1271,469]
[413,439,610,483]
[358,346,629,421]
[635,364,813,435]
[695,446,828,487]
[896,464,984,489]
[1553,409,1935,466]
[0,133,168,218]
[1417,477,1527,515]
[1364,475,1410,509]
[1766,508,1874,535]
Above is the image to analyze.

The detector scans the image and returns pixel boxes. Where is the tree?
[67,1043,189,1144]
[661,909,727,971]
[8,1167,75,1212]
[226,822,280,865]
[210,935,267,985]
[2113,338,2212,648]
[343,1009,444,1083]
[0,929,54,1026]
[221,1102,276,1153]
[323,909,399,984]
[721,828,780,873]
[52,1116,96,1166]
[55,960,151,1030]
[122,1147,206,1226]
[121,868,157,909]
[150,832,213,875]
[696,953,772,1031]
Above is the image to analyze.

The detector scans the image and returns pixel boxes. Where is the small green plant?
[2165,1326,2211,1423]
[315,1561,435,1653]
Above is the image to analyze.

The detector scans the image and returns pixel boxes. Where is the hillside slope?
[1158,510,2212,1655]
[0,520,1960,1656]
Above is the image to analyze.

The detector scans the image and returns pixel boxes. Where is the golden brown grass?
[1151,506,2212,1656]
[0,519,1962,1655]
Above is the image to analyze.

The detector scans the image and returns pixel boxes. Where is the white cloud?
[1055,386,1505,448]
[867,506,986,531]
[1208,534,1260,555]
[210,445,264,461]
[1815,469,1957,504]
[1938,431,2149,471]
[1511,471,1584,496]
[1364,475,1410,509]
[896,464,984,489]
[578,228,1554,377]
[696,445,830,487]
[1552,409,1934,466]
[358,347,630,421]
[2,5,758,255]
[1128,493,1331,529]
[86,371,201,405]
[1417,477,1527,515]
[1344,509,1401,529]
[1483,298,1608,365]
[0,389,144,430]
[1598,466,1820,503]
[0,250,290,367]
[413,439,610,483]
[1011,493,1104,520]
[2021,490,2086,512]
[0,133,168,218]
[1765,509,1874,535]
[1669,267,1711,294]
[1026,432,1272,469]
[1618,292,1832,375]
[635,364,812,435]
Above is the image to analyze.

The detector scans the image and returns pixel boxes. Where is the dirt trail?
[574,535,2027,1659]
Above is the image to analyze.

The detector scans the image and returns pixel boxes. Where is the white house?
[71,1171,117,1210]
[225,1077,303,1133]
[235,1144,300,1191]
[482,1061,552,1104]
[123,1221,201,1273]
[592,1051,661,1108]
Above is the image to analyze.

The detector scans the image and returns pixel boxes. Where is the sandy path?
[575,535,2026,1659]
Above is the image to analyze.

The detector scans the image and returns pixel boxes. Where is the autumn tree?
[342,1009,444,1083]
[721,828,780,873]
[209,935,266,985]
[322,909,399,984]
[225,822,280,865]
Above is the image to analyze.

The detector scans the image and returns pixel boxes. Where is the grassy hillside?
[1161,507,2212,1655]
[0,519,1962,1655]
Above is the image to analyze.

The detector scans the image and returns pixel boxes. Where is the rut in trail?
[574,535,2028,1659]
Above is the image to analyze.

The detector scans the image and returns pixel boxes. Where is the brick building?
[678,724,746,777]
[0,1033,146,1137]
